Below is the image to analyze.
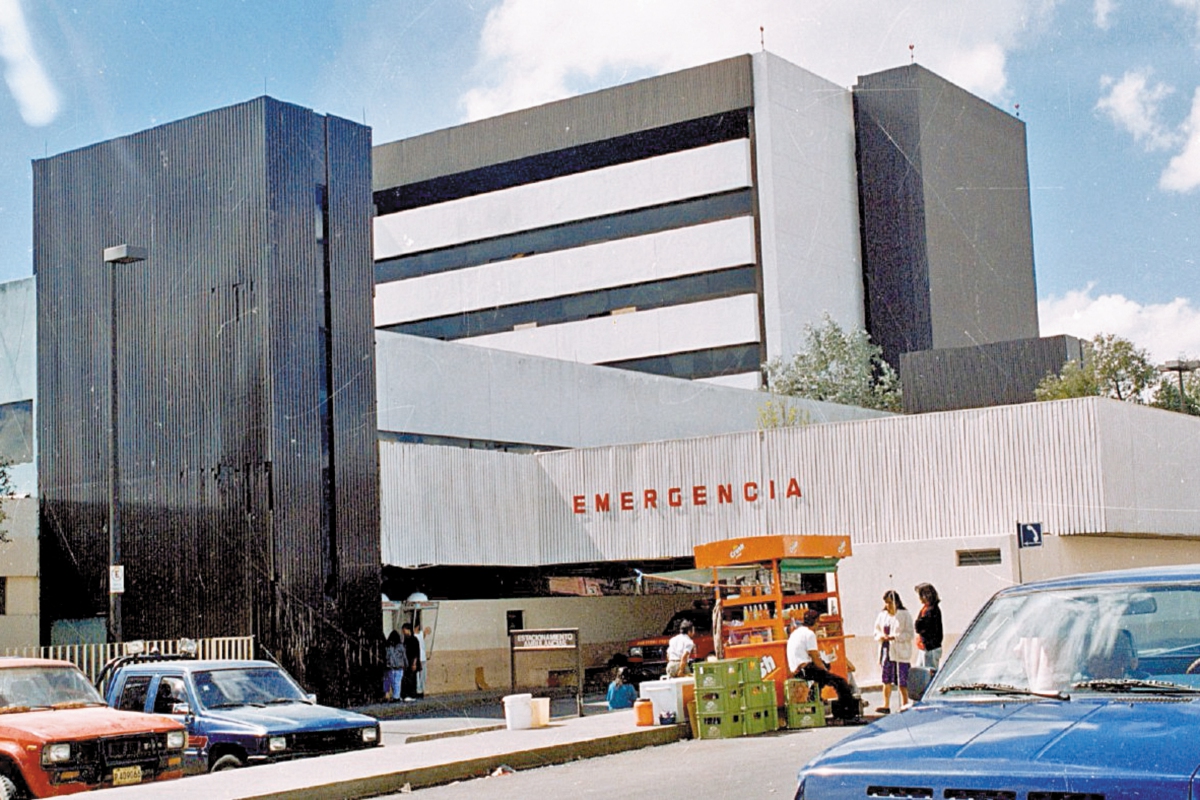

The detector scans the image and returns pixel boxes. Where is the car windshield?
[0,666,105,711]
[932,581,1200,697]
[192,667,307,709]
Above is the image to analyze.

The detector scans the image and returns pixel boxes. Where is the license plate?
[111,765,142,786]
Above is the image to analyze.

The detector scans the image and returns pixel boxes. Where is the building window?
[957,549,1003,567]
[0,577,7,615]
[0,400,34,465]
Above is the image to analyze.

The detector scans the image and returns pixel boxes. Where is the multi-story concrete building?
[370,54,1040,401]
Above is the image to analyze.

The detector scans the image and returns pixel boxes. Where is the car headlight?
[166,730,186,750]
[629,647,643,658]
[268,736,288,752]
[42,743,72,765]
[362,726,379,743]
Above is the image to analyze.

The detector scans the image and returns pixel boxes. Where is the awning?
[780,558,840,574]
[636,565,760,589]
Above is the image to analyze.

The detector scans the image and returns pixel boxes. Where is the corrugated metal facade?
[34,98,380,705]
[381,398,1200,567]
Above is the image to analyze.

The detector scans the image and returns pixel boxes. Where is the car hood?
[801,698,1200,794]
[202,702,376,733]
[0,706,180,740]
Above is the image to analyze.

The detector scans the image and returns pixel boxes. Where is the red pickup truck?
[622,606,716,683]
[0,657,186,798]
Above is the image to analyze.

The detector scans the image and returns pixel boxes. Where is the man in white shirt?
[665,620,696,677]
[786,608,860,722]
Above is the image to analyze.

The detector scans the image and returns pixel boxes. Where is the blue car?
[103,659,381,773]
[796,564,1200,799]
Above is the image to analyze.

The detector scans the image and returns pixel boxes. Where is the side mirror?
[907,666,936,702]
[170,702,192,716]
[304,693,317,704]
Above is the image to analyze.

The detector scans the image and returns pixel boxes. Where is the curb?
[241,724,687,800]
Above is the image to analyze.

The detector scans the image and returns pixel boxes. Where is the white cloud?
[0,0,59,126]
[461,0,1051,122]
[1160,87,1200,191]
[1096,69,1179,151]
[1039,285,1200,362]
[1093,0,1116,29]
[1171,0,1200,39]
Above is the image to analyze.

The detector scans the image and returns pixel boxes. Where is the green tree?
[756,397,812,429]
[1035,334,1158,403]
[1150,369,1200,416]
[762,314,902,412]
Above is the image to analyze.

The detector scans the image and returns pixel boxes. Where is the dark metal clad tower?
[34,97,381,705]
[854,65,1039,371]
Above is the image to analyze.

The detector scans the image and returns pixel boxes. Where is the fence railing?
[5,636,256,684]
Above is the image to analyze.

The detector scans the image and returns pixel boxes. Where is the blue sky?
[2,0,1198,360]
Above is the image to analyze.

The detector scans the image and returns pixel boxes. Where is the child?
[606,667,638,710]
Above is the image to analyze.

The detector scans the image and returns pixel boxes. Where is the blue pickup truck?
[102,658,381,773]
[795,563,1200,799]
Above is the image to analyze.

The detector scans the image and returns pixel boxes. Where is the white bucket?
[503,693,534,730]
[639,682,678,724]
[530,696,551,727]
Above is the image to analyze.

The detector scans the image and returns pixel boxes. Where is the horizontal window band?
[375,189,754,285]
[377,266,757,341]
[374,111,750,215]
[600,343,763,381]
[379,431,561,454]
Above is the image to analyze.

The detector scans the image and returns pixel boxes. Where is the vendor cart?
[693,535,852,705]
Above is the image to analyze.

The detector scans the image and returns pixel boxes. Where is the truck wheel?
[210,755,244,772]
[0,775,21,800]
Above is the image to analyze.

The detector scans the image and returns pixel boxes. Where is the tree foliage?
[1035,334,1158,403]
[1150,371,1200,416]
[756,397,812,429]
[0,460,11,544]
[762,314,902,413]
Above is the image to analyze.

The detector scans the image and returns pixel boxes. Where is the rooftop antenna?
[909,44,915,64]
[760,26,765,51]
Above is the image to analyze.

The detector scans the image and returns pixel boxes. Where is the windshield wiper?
[939,682,1070,700]
[1073,678,1200,694]
[266,698,297,704]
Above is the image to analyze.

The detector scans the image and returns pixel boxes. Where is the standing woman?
[913,583,944,669]
[874,589,914,713]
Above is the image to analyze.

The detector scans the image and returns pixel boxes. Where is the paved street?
[385,726,854,799]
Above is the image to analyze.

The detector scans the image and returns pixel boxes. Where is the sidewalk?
[103,695,683,800]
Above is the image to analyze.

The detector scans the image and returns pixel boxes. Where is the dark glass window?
[375,190,753,284]
[379,266,757,341]
[374,111,750,215]
[115,675,151,712]
[378,431,562,454]
[0,400,33,465]
[602,344,762,381]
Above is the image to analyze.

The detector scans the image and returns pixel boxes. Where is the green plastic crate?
[787,700,826,729]
[744,706,779,735]
[741,681,776,709]
[694,659,746,689]
[698,711,745,739]
[696,687,743,715]
[738,656,764,684]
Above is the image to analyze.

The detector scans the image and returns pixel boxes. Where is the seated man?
[1084,629,1144,680]
[787,608,860,721]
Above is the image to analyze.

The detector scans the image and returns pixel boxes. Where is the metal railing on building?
[4,636,255,684]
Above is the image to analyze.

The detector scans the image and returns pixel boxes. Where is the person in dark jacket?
[400,623,422,701]
[914,583,944,669]
[384,630,406,701]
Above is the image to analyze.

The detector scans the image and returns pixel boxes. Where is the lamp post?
[1159,359,1200,413]
[101,244,146,644]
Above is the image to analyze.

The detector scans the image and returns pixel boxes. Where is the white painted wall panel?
[751,52,864,360]
[697,372,761,390]
[373,139,752,259]
[375,330,888,448]
[458,294,761,364]
[374,217,756,327]
[380,398,1200,568]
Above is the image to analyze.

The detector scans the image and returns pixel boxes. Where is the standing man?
[787,608,860,722]
[400,623,422,701]
[665,620,696,678]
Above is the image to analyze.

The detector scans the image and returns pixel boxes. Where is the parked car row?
[0,650,380,798]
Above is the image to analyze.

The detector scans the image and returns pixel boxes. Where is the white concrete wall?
[0,497,39,650]
[752,52,865,361]
[374,330,888,450]
[374,140,752,259]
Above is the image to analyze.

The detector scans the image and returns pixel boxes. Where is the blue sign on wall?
[1018,522,1043,548]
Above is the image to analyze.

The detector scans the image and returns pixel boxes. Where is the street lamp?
[1159,359,1200,413]
[101,244,146,644]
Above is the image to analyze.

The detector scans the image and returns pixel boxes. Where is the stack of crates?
[694,657,779,739]
[784,678,826,729]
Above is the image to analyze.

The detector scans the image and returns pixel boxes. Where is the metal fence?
[4,636,255,683]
